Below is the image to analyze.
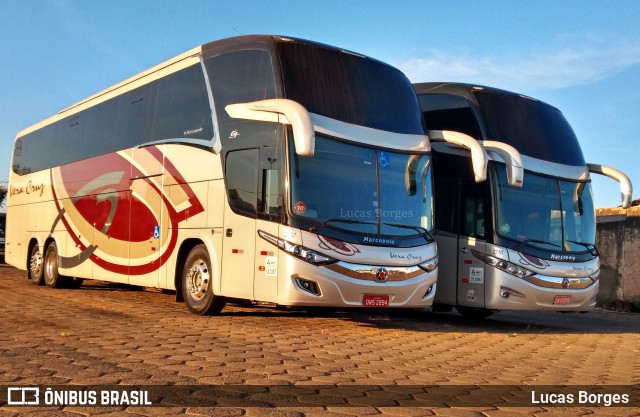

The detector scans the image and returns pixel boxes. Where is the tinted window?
[258,147,283,220]
[13,64,212,175]
[276,41,423,134]
[418,94,481,139]
[433,152,489,237]
[116,86,154,151]
[225,149,259,217]
[205,50,278,127]
[475,91,585,165]
[152,64,213,141]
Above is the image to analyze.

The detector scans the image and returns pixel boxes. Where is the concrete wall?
[595,202,640,309]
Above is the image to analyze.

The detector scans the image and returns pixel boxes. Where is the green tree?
[0,186,6,208]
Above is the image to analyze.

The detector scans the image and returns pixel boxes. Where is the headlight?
[258,230,337,266]
[419,256,438,272]
[472,250,534,278]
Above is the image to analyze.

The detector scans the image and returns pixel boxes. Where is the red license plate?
[363,295,390,307]
[553,295,572,305]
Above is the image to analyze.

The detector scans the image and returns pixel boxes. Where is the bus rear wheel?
[182,244,225,315]
[43,242,70,288]
[29,244,45,286]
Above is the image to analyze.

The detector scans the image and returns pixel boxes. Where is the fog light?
[423,284,435,299]
[294,276,321,296]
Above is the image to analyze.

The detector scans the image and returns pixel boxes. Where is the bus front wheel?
[182,244,226,315]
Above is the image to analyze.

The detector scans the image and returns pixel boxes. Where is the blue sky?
[1,0,639,209]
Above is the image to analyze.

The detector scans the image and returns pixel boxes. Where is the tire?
[29,244,45,286]
[43,242,70,288]
[455,306,496,319]
[182,244,225,315]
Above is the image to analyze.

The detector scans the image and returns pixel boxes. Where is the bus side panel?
[158,146,224,291]
[157,179,213,290]
[205,179,225,295]
[254,220,279,303]
[433,232,459,306]
[7,170,55,272]
[163,227,224,293]
[4,204,25,270]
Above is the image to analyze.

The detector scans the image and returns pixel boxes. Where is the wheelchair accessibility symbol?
[153,225,160,239]
[379,151,390,168]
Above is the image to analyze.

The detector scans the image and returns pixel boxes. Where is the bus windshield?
[494,169,596,252]
[475,91,585,166]
[289,134,433,237]
[276,40,423,135]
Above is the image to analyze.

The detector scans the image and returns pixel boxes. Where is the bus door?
[254,147,281,303]
[221,148,259,300]
[220,147,282,303]
[456,184,487,308]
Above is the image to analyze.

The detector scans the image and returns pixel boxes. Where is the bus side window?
[152,65,213,142]
[262,169,281,217]
[225,149,259,217]
[464,196,485,238]
[459,175,486,239]
[258,147,282,220]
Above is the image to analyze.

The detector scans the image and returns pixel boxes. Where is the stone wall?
[595,201,640,309]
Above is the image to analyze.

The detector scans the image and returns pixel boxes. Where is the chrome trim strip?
[325,262,426,282]
[521,155,589,180]
[523,274,597,290]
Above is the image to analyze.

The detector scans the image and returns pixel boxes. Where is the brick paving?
[0,262,638,416]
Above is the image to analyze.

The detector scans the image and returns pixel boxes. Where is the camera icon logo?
[7,387,40,405]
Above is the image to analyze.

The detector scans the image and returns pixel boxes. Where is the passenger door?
[254,147,282,303]
[221,149,259,300]
[456,185,487,308]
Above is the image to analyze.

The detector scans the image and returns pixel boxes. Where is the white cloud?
[395,34,640,92]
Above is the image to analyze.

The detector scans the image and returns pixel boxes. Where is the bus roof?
[17,35,388,139]
[413,82,559,111]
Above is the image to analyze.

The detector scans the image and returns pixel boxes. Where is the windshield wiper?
[566,240,600,255]
[514,238,561,251]
[310,218,377,233]
[382,222,434,241]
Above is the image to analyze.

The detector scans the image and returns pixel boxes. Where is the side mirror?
[481,140,524,188]
[225,99,315,157]
[587,163,633,208]
[428,130,488,182]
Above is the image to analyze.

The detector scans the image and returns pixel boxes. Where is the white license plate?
[363,295,390,307]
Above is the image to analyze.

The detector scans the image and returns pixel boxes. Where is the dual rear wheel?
[29,241,222,313]
[30,241,82,289]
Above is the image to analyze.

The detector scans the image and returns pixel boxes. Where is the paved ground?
[0,262,638,416]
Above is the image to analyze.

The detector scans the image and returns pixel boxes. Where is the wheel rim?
[30,250,43,278]
[44,249,57,283]
[186,259,210,301]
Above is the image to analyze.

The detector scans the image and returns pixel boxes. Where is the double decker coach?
[415,82,632,318]
[6,35,439,315]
